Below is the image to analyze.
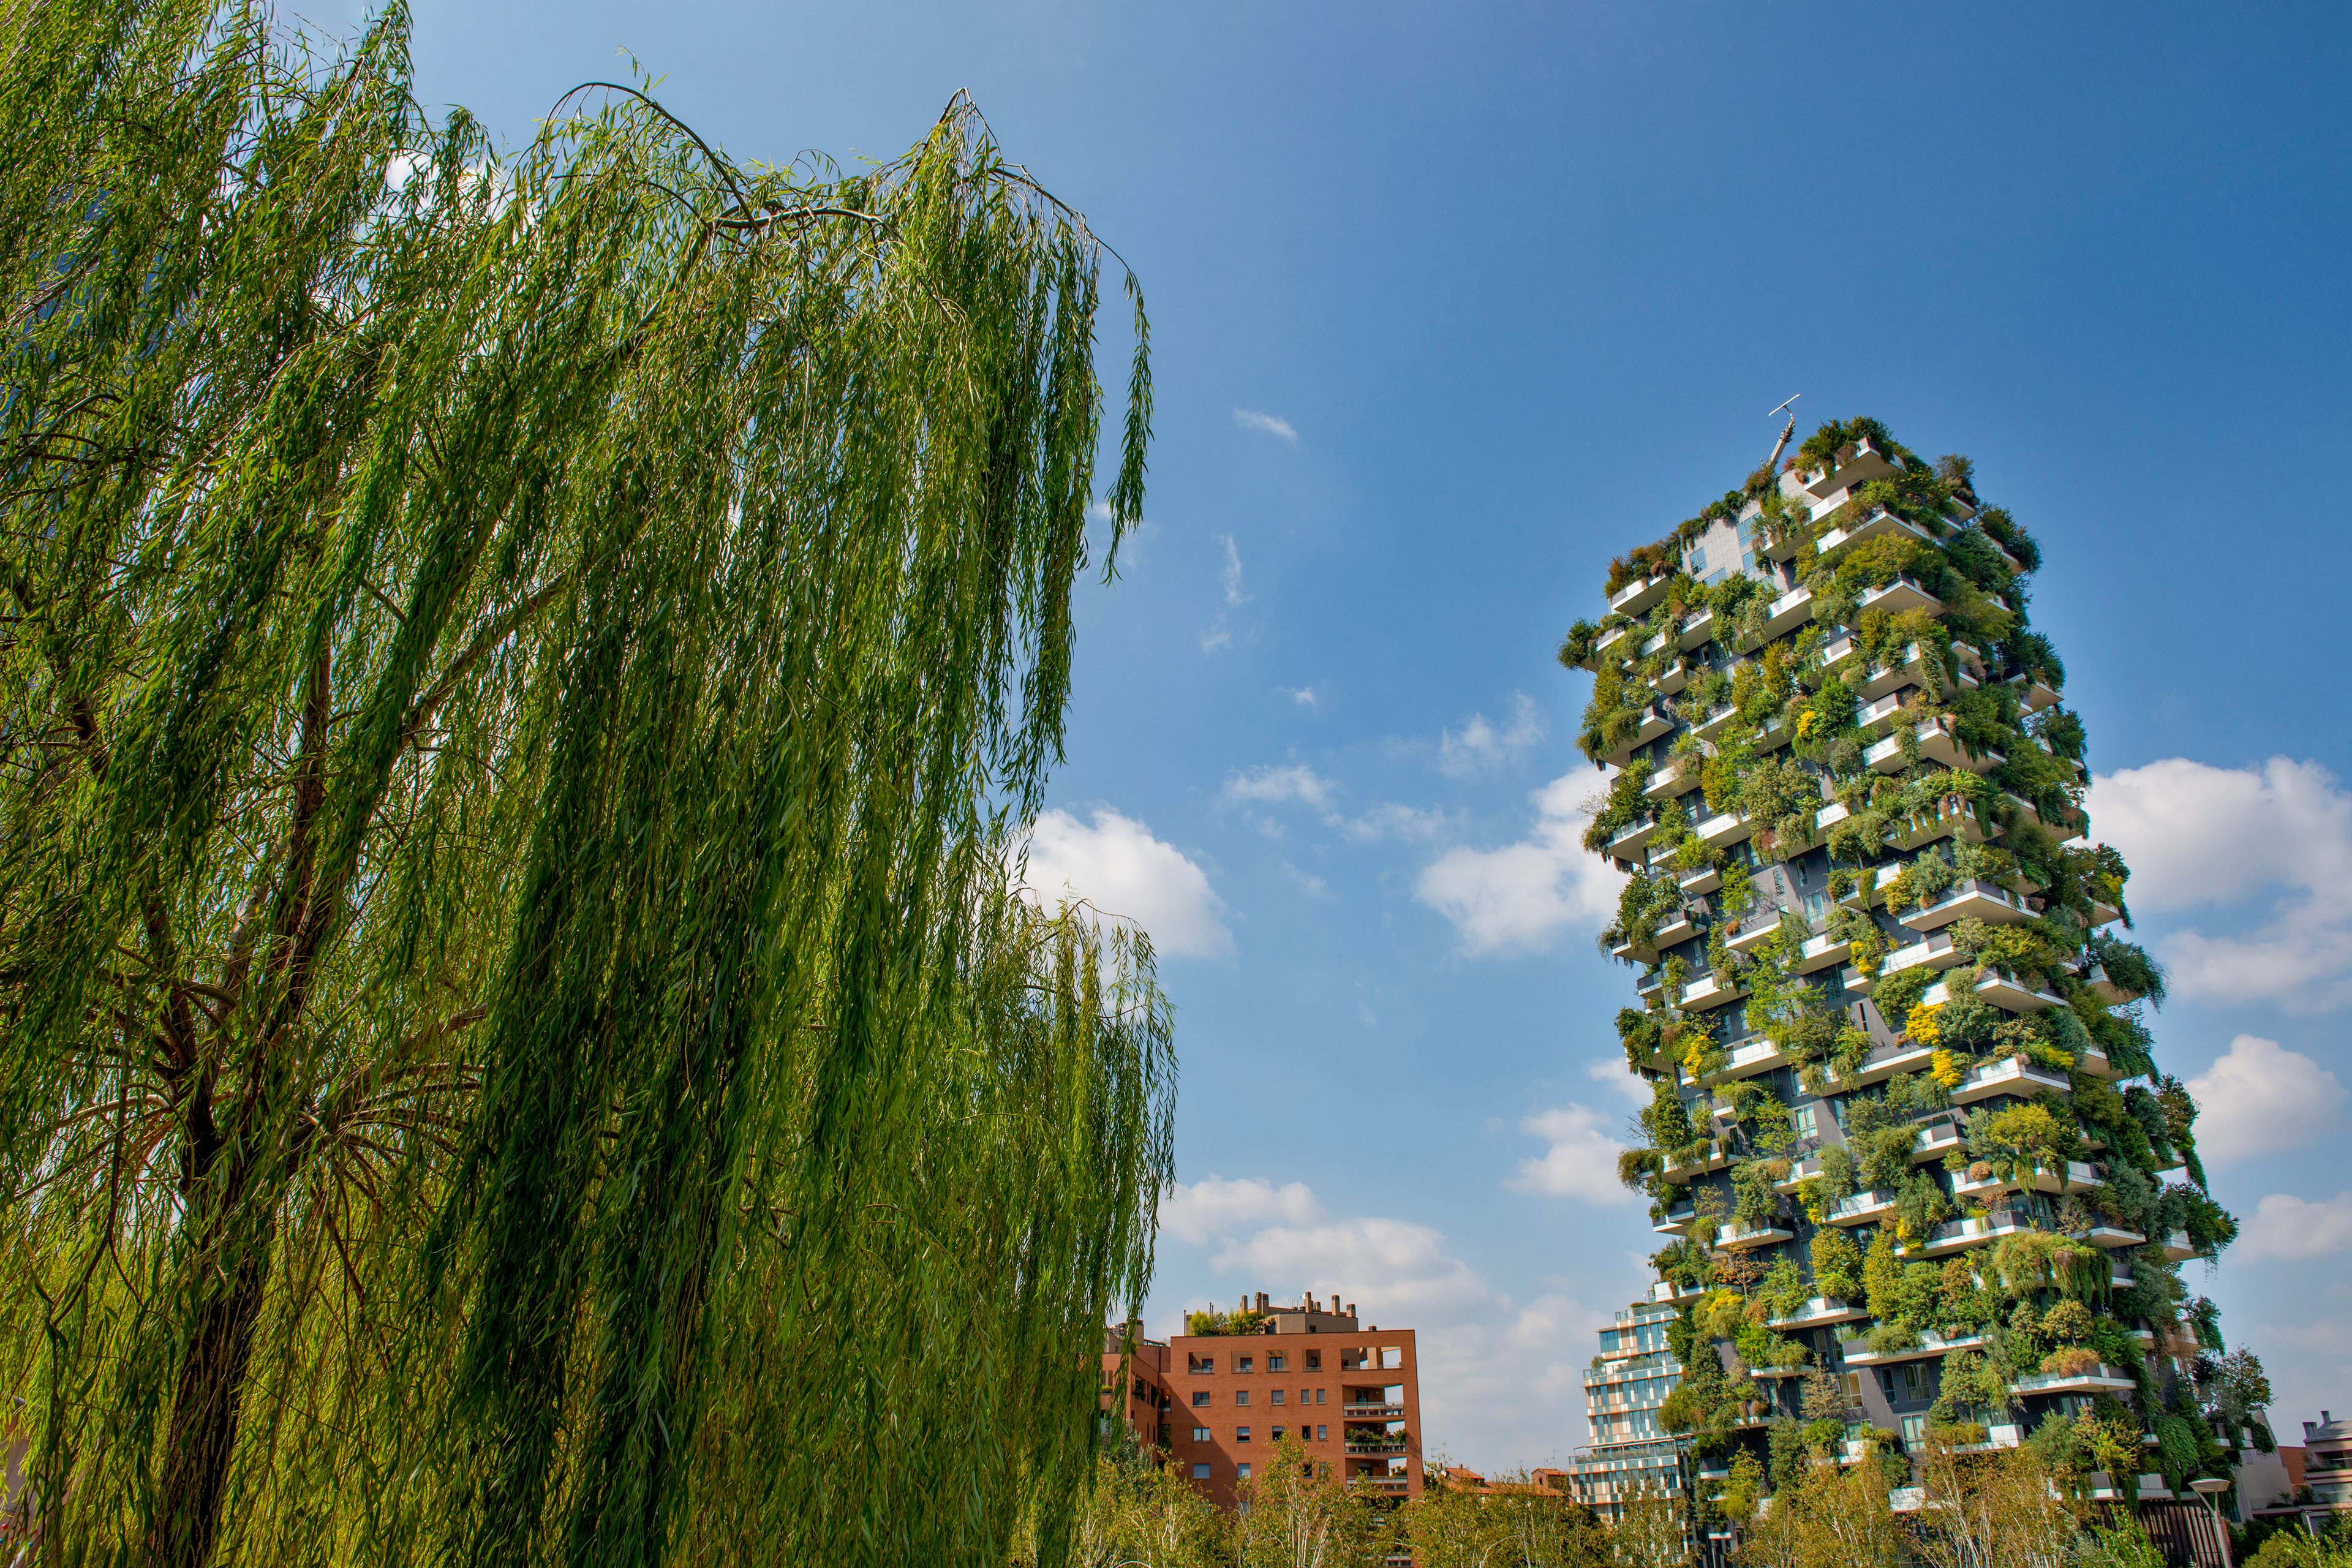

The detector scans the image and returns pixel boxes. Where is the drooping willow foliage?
[0,4,1172,1567]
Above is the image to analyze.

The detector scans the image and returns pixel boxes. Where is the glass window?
[1236,1427,1251,1443]
[1901,1414,1926,1448]
[1192,1463,1210,1480]
[1273,1426,1286,1440]
[1238,1464,1251,1480]
[1272,1390,1286,1405]
[1193,1427,1210,1442]
[1305,1351,1321,1371]
[1793,1104,1818,1140]
[1237,1356,1253,1373]
[1317,1425,1327,1441]
[1316,1389,1326,1404]
[1192,1391,1210,1408]
[1235,1390,1250,1406]
[1269,1354,1286,1372]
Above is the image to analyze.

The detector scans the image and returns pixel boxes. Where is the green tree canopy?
[0,4,1167,1567]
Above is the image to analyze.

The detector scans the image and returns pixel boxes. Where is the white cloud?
[1232,407,1298,443]
[1217,535,1250,608]
[1223,763,1340,812]
[2185,1035,2348,1165]
[1415,770,1627,956]
[1339,802,1454,843]
[1286,685,1320,709]
[1215,1216,1490,1320]
[1159,1176,1322,1245]
[2239,1191,2352,1261]
[1283,862,1333,899]
[1588,1057,1648,1107]
[1439,693,1545,778]
[1199,623,1232,654]
[1507,1104,1636,1206]
[1148,1177,1635,1465]
[2089,756,2352,1010]
[1016,807,1232,958]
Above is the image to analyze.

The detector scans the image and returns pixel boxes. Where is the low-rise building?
[1558,1286,1690,1518]
[1101,1291,1425,1509]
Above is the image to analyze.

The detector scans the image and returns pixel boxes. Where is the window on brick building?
[1316,1425,1327,1441]
[1273,1426,1286,1441]
[1237,1427,1251,1443]
[1235,1390,1250,1406]
[1192,1463,1210,1480]
[1269,1354,1286,1371]
[1271,1390,1286,1405]
[1305,1351,1321,1371]
[1315,1389,1326,1404]
[1192,1391,1209,1408]
[1238,1464,1251,1480]
[1193,1427,1210,1442]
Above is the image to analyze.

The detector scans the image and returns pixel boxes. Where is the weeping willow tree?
[0,4,1171,1567]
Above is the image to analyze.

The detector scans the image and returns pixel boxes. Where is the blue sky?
[391,0,2352,1468]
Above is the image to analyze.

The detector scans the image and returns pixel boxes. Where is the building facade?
[1560,1285,1693,1518]
[1559,418,2241,1508]
[1101,1292,1425,1509]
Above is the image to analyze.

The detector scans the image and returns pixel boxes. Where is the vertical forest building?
[1559,418,2245,1518]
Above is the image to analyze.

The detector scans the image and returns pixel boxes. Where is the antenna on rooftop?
[1764,394,1801,473]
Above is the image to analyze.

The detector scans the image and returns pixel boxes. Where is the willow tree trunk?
[149,1231,272,1568]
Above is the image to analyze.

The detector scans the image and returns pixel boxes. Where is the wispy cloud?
[1218,534,1250,607]
[1439,693,1545,778]
[1200,624,1232,654]
[1224,763,1339,812]
[1232,407,1298,444]
[1507,1105,1637,1206]
[1283,862,1333,899]
[1286,685,1321,709]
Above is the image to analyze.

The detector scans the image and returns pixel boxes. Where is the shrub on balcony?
[1736,1321,1806,1371]
[2041,1346,2104,1378]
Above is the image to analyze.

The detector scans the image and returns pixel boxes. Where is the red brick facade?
[1102,1292,1424,1509]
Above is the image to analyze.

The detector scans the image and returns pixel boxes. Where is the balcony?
[1662,1140,1732,1180]
[2079,962,2146,1006]
[2010,673,2060,712]
[1899,1213,2035,1258]
[1700,1038,1790,1085]
[1676,862,1723,897]
[1820,636,1858,679]
[1912,1121,1965,1164]
[2078,1046,2114,1079]
[1752,714,1792,753]
[1951,1055,2071,1104]
[2090,899,2124,929]
[1852,576,1943,619]
[1644,756,1703,801]
[1594,622,1636,663]
[1817,509,1931,557]
[1837,1329,1988,1366]
[1830,1042,1938,1091]
[1957,1159,2098,1200]
[1887,799,1988,849]
[1901,878,2030,932]
[1604,706,1675,767]
[1879,930,1966,981]
[1678,609,1716,650]
[1864,716,2001,774]
[1654,655,1695,696]
[1342,1401,1406,1417]
[1693,704,1740,744]
[1795,928,1852,974]
[1734,586,1816,652]
[1611,913,1694,964]
[2079,1224,2147,1250]
[1725,912,1790,957]
[2010,1366,2135,1397]
[1678,971,1746,1012]
[1610,572,1674,617]
[1921,968,2062,1013]
[2160,1230,2204,1262]
[1838,863,1905,910]
[1771,1153,1826,1193]
[1858,642,1947,702]
[1768,1297,1868,1330]
[1695,809,1757,850]
[1855,690,1910,738]
[1607,816,1660,865]
[1826,1189,1898,1227]
[1800,435,1900,499]
[1718,1219,1793,1250]
[1653,1203,1697,1238]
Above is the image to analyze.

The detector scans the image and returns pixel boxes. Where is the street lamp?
[2188,1476,2234,1568]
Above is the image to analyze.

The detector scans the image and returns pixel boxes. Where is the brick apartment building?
[1101,1291,1424,1509]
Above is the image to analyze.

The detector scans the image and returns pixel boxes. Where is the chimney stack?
[1347,1302,1357,1317]
[1256,1291,1270,1313]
